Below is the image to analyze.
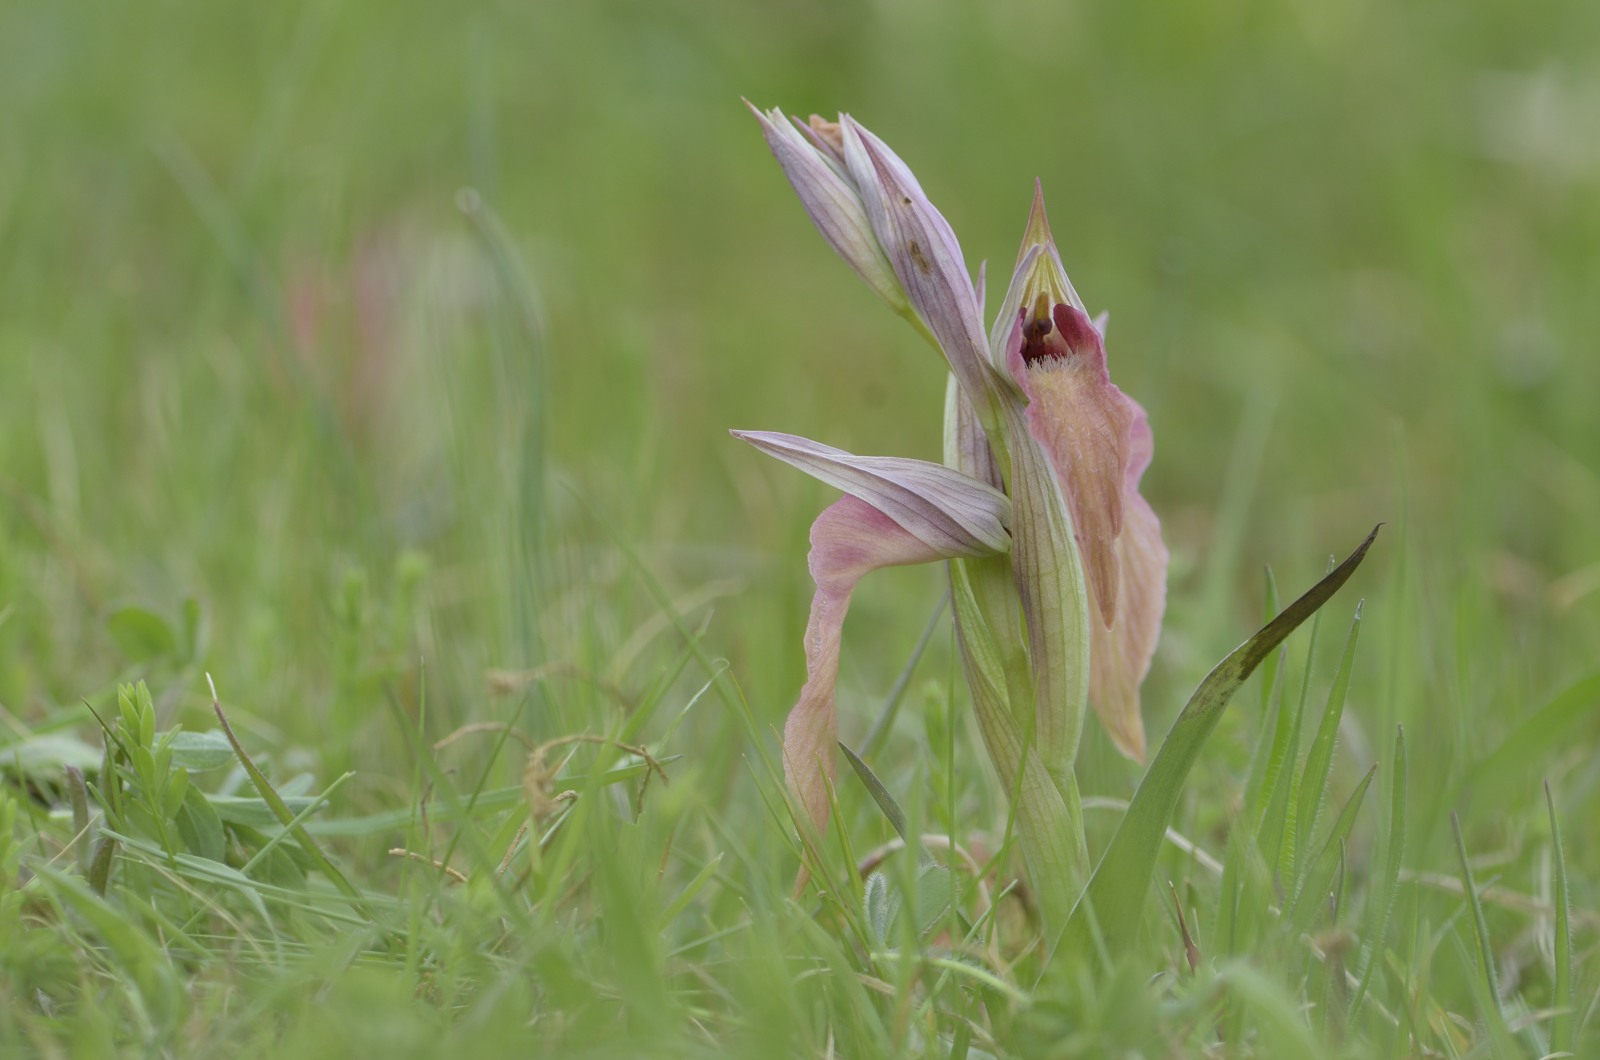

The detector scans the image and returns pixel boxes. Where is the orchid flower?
[739,104,1168,913]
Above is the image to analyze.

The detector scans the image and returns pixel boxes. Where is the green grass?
[4,0,1600,1054]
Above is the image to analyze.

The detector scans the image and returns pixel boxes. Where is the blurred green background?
[3,0,1599,936]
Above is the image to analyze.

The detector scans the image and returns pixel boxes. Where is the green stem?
[951,557,1088,933]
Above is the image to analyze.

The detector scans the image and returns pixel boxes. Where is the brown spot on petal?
[908,240,931,275]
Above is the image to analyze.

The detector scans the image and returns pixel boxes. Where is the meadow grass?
[3,0,1598,1055]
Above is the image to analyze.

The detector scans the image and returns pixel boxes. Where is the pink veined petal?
[836,117,997,417]
[1088,484,1167,762]
[731,429,1011,556]
[783,496,950,852]
[1006,303,1137,628]
[746,103,907,314]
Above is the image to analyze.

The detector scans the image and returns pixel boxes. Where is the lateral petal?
[732,430,1011,556]
[783,496,951,846]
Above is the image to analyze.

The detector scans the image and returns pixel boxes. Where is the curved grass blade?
[861,593,948,758]
[1546,781,1573,1055]
[1286,764,1375,938]
[1217,570,1286,955]
[1451,812,1501,1005]
[1293,601,1364,885]
[1061,526,1379,958]
[1349,726,1405,1025]
[1258,556,1337,887]
[840,741,910,844]
[207,676,364,906]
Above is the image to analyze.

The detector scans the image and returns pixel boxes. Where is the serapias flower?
[991,184,1168,761]
[739,105,1167,894]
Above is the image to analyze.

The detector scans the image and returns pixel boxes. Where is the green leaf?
[161,767,191,819]
[1219,962,1325,1059]
[862,864,953,948]
[167,730,235,772]
[208,794,323,829]
[107,606,180,663]
[132,745,159,788]
[839,741,909,843]
[864,870,895,946]
[910,863,954,938]
[0,733,102,777]
[1061,526,1378,958]
[176,783,228,862]
[117,686,142,741]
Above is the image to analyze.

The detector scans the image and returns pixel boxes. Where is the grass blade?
[861,593,948,758]
[1293,601,1364,887]
[1546,781,1573,1055]
[840,741,909,844]
[1286,764,1374,938]
[207,675,364,905]
[29,863,188,1034]
[1349,726,1405,1025]
[1450,811,1501,1006]
[1062,526,1378,956]
[1217,569,1287,956]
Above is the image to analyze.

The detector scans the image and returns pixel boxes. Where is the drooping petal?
[1089,491,1165,762]
[732,430,1011,556]
[782,496,959,847]
[1088,406,1169,761]
[746,103,909,315]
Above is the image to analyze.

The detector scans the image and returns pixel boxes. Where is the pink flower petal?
[732,429,1011,556]
[837,118,997,417]
[1088,484,1167,762]
[746,103,907,314]
[1006,303,1136,629]
[783,496,950,846]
